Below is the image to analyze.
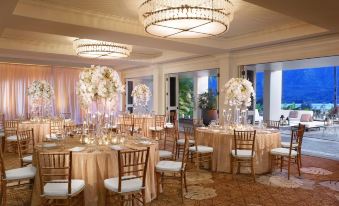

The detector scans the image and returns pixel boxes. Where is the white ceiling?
[0,0,335,70]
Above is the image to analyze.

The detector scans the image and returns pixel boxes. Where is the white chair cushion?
[23,155,33,163]
[189,145,213,153]
[177,139,195,145]
[5,166,36,181]
[104,176,143,193]
[156,160,182,172]
[149,127,164,132]
[231,150,255,159]
[6,135,18,142]
[281,142,298,148]
[165,123,174,128]
[45,134,58,140]
[0,131,4,137]
[159,150,173,158]
[270,148,297,157]
[43,179,85,197]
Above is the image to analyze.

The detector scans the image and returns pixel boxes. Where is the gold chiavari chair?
[159,127,178,160]
[133,116,145,136]
[149,115,166,140]
[45,119,64,140]
[17,129,35,167]
[265,120,280,129]
[270,124,305,180]
[0,114,5,152]
[231,130,257,181]
[4,120,19,152]
[64,124,77,138]
[0,149,36,206]
[176,121,196,159]
[119,114,134,135]
[156,133,189,202]
[104,147,150,206]
[37,151,85,206]
[188,126,213,170]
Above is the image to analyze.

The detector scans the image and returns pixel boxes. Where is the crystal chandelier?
[73,39,133,59]
[138,0,234,38]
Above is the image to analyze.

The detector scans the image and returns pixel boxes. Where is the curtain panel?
[0,63,84,123]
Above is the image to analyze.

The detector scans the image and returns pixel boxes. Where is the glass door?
[166,74,179,122]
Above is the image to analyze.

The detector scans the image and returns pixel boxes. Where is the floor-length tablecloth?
[195,128,281,174]
[31,138,159,206]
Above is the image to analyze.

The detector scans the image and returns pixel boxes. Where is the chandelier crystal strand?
[73,39,133,59]
[138,0,233,38]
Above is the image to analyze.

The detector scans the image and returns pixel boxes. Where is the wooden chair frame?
[231,130,256,181]
[4,120,18,152]
[17,129,35,167]
[0,149,35,206]
[0,113,5,152]
[133,116,145,136]
[49,119,64,138]
[190,126,213,170]
[105,147,150,206]
[265,120,280,129]
[151,115,166,140]
[37,151,84,206]
[160,127,178,160]
[271,124,305,180]
[157,134,189,202]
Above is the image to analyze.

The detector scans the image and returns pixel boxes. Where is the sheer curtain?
[0,63,83,123]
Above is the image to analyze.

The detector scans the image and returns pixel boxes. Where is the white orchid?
[131,84,152,106]
[223,78,255,107]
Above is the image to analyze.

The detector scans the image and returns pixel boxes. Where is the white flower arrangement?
[223,78,255,107]
[131,84,152,106]
[27,80,54,102]
[77,65,124,108]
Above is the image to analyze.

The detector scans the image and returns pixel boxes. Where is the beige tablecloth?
[19,121,50,143]
[195,128,281,174]
[31,138,159,206]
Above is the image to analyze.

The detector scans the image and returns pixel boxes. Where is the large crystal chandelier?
[138,0,234,38]
[73,39,133,59]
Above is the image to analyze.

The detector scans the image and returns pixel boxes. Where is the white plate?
[69,147,85,152]
[42,143,57,148]
[198,127,208,130]
[110,145,125,150]
[139,140,151,145]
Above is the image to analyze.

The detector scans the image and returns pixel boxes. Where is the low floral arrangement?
[223,78,255,107]
[131,84,152,106]
[77,65,124,108]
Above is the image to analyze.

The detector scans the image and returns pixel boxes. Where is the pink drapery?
[0,62,84,123]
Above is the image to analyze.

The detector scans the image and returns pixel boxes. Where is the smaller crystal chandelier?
[73,39,133,59]
[138,0,234,38]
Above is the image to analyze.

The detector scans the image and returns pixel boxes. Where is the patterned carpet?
[2,152,339,206]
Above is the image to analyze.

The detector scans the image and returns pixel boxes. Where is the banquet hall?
[0,0,339,205]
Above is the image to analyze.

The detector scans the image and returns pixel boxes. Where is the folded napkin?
[69,147,85,152]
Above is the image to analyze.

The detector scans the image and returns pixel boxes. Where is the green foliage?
[179,78,194,118]
[198,89,217,110]
[282,102,298,110]
[256,103,264,113]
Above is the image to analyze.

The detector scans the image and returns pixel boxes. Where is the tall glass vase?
[233,107,240,125]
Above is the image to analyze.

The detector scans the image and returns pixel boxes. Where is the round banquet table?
[195,127,281,174]
[118,115,154,137]
[18,119,74,143]
[31,137,159,206]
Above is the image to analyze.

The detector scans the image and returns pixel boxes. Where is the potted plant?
[198,89,218,126]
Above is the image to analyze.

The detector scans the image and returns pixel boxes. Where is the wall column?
[263,63,283,121]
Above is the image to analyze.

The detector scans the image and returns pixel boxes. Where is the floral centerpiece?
[27,80,54,119]
[131,84,152,113]
[77,65,124,139]
[222,78,255,125]
[223,78,254,107]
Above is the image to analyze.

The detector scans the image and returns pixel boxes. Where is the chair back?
[17,129,35,166]
[50,119,64,135]
[37,151,72,196]
[289,124,306,154]
[154,115,166,130]
[0,149,6,180]
[120,114,133,135]
[181,131,190,171]
[0,113,4,131]
[265,120,280,129]
[133,116,144,136]
[233,130,256,156]
[117,147,150,193]
[64,124,77,137]
[161,127,177,157]
[4,120,18,137]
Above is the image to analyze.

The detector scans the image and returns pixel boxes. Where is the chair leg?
[184,171,188,193]
[251,158,256,182]
[230,156,233,178]
[180,172,185,203]
[1,184,6,206]
[156,172,160,199]
[280,156,283,172]
[105,190,109,206]
[287,157,291,180]
[296,156,301,177]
